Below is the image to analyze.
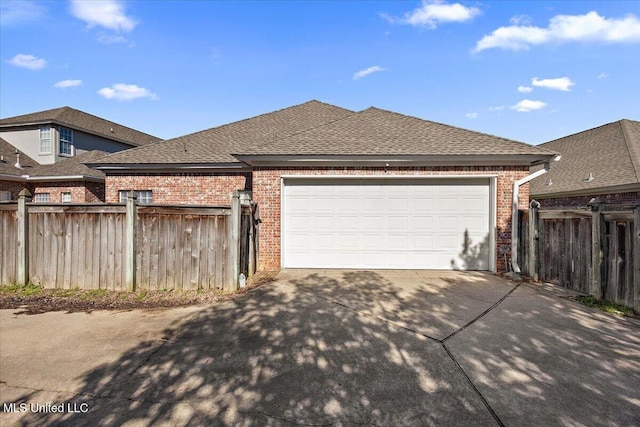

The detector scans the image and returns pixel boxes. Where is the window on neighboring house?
[34,193,50,203]
[39,126,52,154]
[61,192,72,203]
[59,127,73,156]
[119,190,153,204]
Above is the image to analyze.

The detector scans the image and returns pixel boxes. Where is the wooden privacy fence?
[0,190,258,291]
[519,200,640,311]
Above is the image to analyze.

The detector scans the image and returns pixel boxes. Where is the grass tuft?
[575,295,638,318]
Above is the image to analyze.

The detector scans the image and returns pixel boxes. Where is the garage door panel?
[283,178,491,270]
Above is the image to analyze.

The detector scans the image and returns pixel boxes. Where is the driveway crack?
[442,283,520,343]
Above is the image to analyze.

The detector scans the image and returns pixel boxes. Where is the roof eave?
[25,175,104,183]
[88,163,250,174]
[532,182,640,199]
[233,154,556,167]
[0,173,28,182]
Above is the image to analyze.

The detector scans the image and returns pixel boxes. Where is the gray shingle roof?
[0,107,160,147]
[0,137,38,176]
[530,119,640,197]
[92,100,354,165]
[238,107,556,157]
[29,150,107,180]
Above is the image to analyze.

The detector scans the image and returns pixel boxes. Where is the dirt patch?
[0,271,278,315]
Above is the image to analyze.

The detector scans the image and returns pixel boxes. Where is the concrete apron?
[1,270,639,426]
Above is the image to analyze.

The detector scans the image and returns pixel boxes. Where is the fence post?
[125,192,138,292]
[528,200,540,281]
[588,198,605,299]
[16,189,31,285]
[633,206,640,312]
[227,191,241,290]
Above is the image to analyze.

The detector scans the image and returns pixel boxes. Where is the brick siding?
[31,181,105,203]
[1,180,104,202]
[252,166,530,273]
[104,173,251,205]
[0,180,27,200]
[534,191,640,209]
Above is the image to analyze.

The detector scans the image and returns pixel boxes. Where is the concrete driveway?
[1,270,639,426]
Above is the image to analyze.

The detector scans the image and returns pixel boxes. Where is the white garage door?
[282,178,492,270]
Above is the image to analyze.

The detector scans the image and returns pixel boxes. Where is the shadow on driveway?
[3,270,639,426]
[9,273,495,426]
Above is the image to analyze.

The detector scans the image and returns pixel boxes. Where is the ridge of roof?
[163,99,354,145]
[363,106,556,154]
[91,100,355,165]
[238,104,555,157]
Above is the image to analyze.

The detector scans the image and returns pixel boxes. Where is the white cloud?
[54,79,83,88]
[381,0,480,29]
[8,53,46,70]
[353,66,386,80]
[597,72,608,79]
[532,77,575,91]
[474,11,640,52]
[70,0,136,32]
[511,99,547,112]
[98,83,157,101]
[466,112,478,119]
[518,86,533,93]
[0,0,45,26]
[488,106,504,111]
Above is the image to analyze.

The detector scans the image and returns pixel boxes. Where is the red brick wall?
[0,180,28,200]
[535,191,640,209]
[30,181,105,203]
[252,166,530,272]
[105,173,251,205]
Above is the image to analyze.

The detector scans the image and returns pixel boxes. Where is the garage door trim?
[281,175,497,271]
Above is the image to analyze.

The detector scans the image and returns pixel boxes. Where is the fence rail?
[519,200,640,311]
[1,190,257,291]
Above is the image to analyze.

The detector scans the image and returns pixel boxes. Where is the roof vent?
[584,173,594,182]
[546,178,553,186]
[14,152,21,169]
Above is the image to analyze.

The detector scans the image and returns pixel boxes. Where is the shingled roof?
[531,119,640,197]
[0,137,38,177]
[92,101,554,169]
[29,150,106,180]
[91,100,354,166]
[0,107,160,147]
[238,107,555,157]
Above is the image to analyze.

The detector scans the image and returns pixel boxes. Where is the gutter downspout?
[511,163,550,273]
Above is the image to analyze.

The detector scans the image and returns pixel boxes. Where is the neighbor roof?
[0,137,38,177]
[0,107,160,147]
[29,150,106,180]
[91,100,354,167]
[237,107,556,158]
[531,119,640,197]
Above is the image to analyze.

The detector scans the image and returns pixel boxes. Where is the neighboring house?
[0,138,107,203]
[0,106,160,166]
[90,100,555,273]
[530,119,640,208]
[0,137,39,201]
[0,106,160,202]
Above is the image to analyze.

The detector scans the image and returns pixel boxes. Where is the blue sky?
[1,0,639,144]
